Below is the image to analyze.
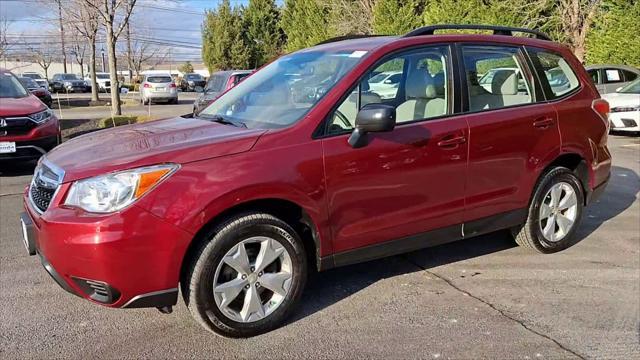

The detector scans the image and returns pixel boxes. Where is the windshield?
[199,50,365,129]
[96,73,110,79]
[369,73,388,83]
[618,79,640,94]
[23,73,42,79]
[19,77,39,88]
[0,71,29,98]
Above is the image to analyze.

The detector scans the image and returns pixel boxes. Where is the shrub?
[97,115,139,128]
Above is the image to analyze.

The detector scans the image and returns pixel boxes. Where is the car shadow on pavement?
[292,165,639,325]
[575,165,639,241]
[292,230,516,325]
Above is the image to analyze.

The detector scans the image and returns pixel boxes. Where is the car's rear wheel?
[512,166,584,253]
[183,213,307,337]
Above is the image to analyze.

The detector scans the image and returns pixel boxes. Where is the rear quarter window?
[528,48,580,99]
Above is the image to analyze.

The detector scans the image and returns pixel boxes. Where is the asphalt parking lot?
[0,135,638,359]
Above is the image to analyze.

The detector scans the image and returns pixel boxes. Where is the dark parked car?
[21,72,49,89]
[0,68,60,160]
[49,73,87,93]
[19,77,53,108]
[180,73,206,92]
[193,70,253,113]
[20,25,610,338]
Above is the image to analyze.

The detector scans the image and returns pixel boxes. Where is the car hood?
[0,95,46,117]
[602,93,640,107]
[46,116,266,182]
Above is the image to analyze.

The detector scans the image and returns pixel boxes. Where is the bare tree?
[328,0,376,35]
[558,0,602,62]
[65,0,101,102]
[70,30,88,79]
[24,42,55,80]
[0,17,9,60]
[84,0,137,115]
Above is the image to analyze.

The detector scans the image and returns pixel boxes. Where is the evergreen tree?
[586,0,640,67]
[245,0,282,68]
[372,0,423,35]
[280,0,334,52]
[201,0,250,71]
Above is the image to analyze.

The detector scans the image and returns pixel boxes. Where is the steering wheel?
[333,110,352,129]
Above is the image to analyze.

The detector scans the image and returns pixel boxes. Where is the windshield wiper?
[198,114,247,128]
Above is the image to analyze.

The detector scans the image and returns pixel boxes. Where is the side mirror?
[348,104,396,148]
[195,86,204,93]
[383,79,393,84]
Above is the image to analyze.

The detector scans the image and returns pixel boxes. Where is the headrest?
[406,68,437,99]
[432,72,445,96]
[490,70,518,95]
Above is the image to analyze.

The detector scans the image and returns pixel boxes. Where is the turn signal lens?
[135,168,173,198]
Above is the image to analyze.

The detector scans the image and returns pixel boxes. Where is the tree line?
[202,0,640,72]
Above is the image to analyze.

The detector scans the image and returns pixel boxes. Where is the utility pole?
[57,0,68,73]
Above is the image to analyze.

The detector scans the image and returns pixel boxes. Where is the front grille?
[0,116,38,136]
[28,160,64,214]
[104,81,110,87]
[29,184,55,212]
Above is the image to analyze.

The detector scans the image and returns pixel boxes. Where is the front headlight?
[64,164,179,213]
[29,109,54,124]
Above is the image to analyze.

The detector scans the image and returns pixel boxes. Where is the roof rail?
[315,34,386,46]
[403,24,551,41]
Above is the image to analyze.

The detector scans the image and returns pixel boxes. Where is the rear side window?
[529,49,580,98]
[462,45,533,112]
[146,76,172,83]
[621,70,638,82]
[233,73,250,85]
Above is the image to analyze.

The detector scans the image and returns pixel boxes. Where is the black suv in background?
[49,74,87,93]
[180,73,206,92]
[192,70,253,113]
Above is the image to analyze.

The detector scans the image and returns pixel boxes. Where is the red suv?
[20,26,611,337]
[1,69,61,160]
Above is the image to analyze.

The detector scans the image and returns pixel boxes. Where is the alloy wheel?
[539,182,578,242]
[213,236,293,323]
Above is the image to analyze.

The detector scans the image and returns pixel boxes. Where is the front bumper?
[21,190,191,309]
[609,111,640,132]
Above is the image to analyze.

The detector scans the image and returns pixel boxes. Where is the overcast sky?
[0,0,255,63]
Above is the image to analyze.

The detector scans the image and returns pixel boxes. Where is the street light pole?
[101,47,105,72]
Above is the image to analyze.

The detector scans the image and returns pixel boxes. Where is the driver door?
[321,45,469,257]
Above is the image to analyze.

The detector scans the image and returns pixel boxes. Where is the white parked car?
[602,79,640,135]
[368,71,402,99]
[85,72,112,92]
[140,74,178,104]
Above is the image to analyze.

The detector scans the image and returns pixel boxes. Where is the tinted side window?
[621,70,638,82]
[529,49,580,98]
[604,69,624,83]
[462,45,532,112]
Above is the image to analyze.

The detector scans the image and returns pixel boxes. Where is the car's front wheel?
[183,213,307,337]
[512,166,584,253]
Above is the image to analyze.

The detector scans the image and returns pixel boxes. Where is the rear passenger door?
[460,44,560,236]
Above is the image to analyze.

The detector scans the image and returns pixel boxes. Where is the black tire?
[512,166,584,253]
[183,213,308,337]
